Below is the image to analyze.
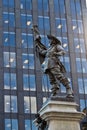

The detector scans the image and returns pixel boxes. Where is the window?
[38,16,50,33]
[21,33,33,48]
[75,0,81,19]
[23,74,36,91]
[84,79,87,94]
[21,14,32,28]
[4,52,16,68]
[4,73,17,90]
[24,96,37,113]
[72,20,78,33]
[56,18,67,33]
[3,32,15,47]
[3,0,14,8]
[4,95,17,113]
[3,12,15,28]
[20,0,32,10]
[80,99,86,111]
[22,53,34,69]
[76,58,87,73]
[24,96,30,113]
[41,35,49,47]
[59,0,65,16]
[25,120,37,130]
[25,120,31,130]
[74,38,80,52]
[64,57,70,72]
[78,20,83,34]
[42,74,50,92]
[54,0,59,16]
[80,39,85,53]
[43,0,49,13]
[62,37,68,51]
[78,78,84,94]
[82,58,87,73]
[74,38,85,53]
[70,0,76,18]
[38,0,49,14]
[72,20,83,34]
[76,58,82,73]
[5,119,18,130]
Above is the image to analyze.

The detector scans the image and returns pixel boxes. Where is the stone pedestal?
[38,97,85,130]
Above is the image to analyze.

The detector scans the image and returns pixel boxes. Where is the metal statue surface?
[32,25,73,98]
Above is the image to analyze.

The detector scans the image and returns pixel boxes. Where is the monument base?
[36,96,85,130]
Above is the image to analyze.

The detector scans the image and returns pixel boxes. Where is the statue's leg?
[50,68,73,97]
[47,71,59,96]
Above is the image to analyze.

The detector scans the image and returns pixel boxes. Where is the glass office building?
[0,0,87,129]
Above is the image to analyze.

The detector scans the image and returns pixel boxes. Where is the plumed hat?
[47,35,61,45]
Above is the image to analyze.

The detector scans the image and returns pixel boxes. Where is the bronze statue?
[32,25,73,98]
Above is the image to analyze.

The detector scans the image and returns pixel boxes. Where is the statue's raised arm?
[32,25,47,50]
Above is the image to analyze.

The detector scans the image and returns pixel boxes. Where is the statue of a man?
[32,25,73,98]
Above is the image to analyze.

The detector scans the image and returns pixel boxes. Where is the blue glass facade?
[0,0,87,129]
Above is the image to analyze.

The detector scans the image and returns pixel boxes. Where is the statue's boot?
[66,87,74,98]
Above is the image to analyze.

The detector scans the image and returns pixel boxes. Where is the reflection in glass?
[24,96,37,113]
[21,14,32,28]
[20,0,32,10]
[78,78,84,94]
[42,74,50,92]
[5,119,18,130]
[23,74,36,91]
[72,20,83,34]
[4,73,17,90]
[76,58,82,72]
[3,0,14,8]
[84,79,87,94]
[31,97,37,113]
[24,96,30,113]
[21,33,33,48]
[3,32,15,47]
[3,12,15,28]
[82,58,87,73]
[25,120,31,130]
[4,52,16,68]
[56,18,67,33]
[80,99,86,111]
[22,53,34,69]
[38,16,50,33]
[4,95,17,113]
